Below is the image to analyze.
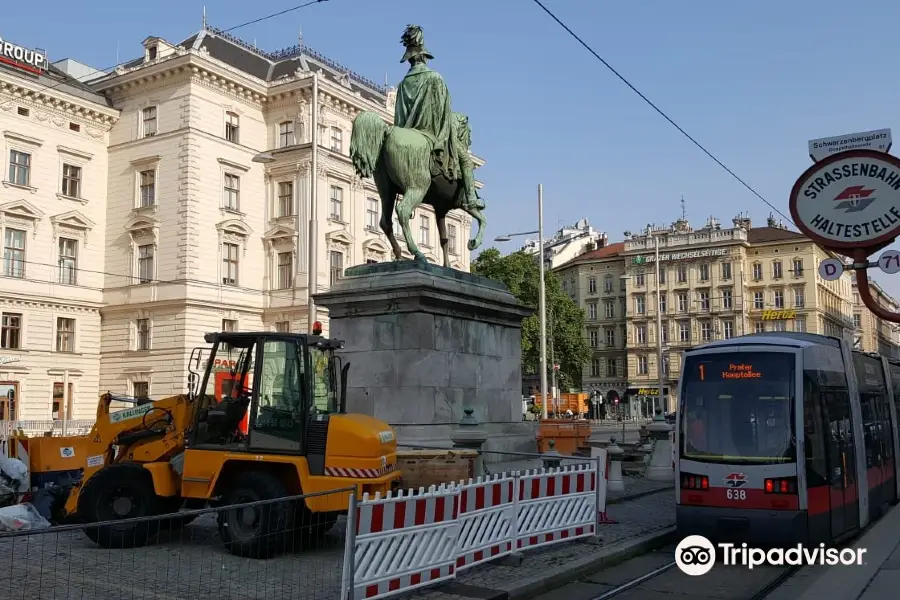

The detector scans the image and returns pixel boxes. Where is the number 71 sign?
[879,250,900,275]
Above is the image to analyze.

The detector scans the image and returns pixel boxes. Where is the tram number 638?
[726,489,747,501]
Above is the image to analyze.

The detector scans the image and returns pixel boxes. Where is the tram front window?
[681,352,796,464]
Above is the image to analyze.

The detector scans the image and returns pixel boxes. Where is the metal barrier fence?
[0,420,96,457]
[0,487,355,600]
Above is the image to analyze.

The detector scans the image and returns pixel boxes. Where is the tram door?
[823,390,859,539]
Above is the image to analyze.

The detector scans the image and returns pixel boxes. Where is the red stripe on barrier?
[532,478,540,500]
[411,573,422,585]
[547,475,556,496]
[366,584,378,597]
[492,482,501,506]
[393,498,406,529]
[371,504,384,533]
[434,496,446,523]
[388,579,401,591]
[562,473,571,495]
[476,485,485,509]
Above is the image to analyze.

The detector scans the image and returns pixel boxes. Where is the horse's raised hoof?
[468,239,479,251]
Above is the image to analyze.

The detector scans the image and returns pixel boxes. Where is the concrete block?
[394,350,451,388]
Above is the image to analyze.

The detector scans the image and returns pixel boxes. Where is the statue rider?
[394,25,482,212]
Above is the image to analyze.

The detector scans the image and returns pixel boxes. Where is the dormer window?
[148,45,157,61]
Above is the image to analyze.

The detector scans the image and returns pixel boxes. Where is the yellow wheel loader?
[10,328,400,558]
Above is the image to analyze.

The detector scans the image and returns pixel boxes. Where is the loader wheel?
[218,471,296,559]
[78,463,160,549]
[157,497,197,532]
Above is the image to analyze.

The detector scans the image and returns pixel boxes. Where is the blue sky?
[7,0,900,296]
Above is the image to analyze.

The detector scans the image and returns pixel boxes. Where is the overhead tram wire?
[18,0,331,98]
[530,0,795,228]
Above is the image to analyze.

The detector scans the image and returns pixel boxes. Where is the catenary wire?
[17,0,331,98]
[531,0,796,228]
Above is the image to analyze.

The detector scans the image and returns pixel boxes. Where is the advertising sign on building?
[760,309,797,321]
[808,129,892,163]
[788,149,900,253]
[0,35,47,75]
[631,247,727,266]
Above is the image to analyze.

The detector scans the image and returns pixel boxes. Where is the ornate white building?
[0,43,118,420]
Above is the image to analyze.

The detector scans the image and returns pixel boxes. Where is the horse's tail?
[350,111,387,179]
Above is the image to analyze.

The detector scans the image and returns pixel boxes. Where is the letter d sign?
[818,258,843,281]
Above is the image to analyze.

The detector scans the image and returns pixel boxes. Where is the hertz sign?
[760,309,797,321]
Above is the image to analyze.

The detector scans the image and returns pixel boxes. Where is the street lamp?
[494,184,549,419]
[252,152,276,163]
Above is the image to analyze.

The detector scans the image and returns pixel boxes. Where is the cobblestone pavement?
[411,487,676,599]
[0,481,673,600]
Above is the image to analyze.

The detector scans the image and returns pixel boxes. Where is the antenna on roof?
[202,6,207,30]
[680,194,687,221]
[116,39,120,66]
[298,25,303,47]
[385,72,389,87]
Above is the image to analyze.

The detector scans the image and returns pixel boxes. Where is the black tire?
[157,497,197,531]
[78,463,161,549]
[217,471,296,559]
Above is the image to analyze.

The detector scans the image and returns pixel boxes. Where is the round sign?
[818,258,844,281]
[789,149,900,249]
[878,249,900,274]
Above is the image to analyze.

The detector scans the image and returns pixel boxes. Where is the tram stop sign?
[789,149,900,256]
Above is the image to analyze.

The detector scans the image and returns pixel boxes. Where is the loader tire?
[218,471,296,559]
[78,463,160,549]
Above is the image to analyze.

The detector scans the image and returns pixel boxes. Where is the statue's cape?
[394,63,460,181]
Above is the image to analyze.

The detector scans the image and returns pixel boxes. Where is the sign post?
[789,147,900,323]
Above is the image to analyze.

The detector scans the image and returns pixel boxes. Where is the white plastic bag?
[0,503,50,531]
[0,457,28,491]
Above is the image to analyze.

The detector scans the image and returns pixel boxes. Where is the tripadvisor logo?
[675,535,866,576]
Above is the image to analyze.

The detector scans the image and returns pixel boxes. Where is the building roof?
[169,27,388,103]
[746,226,806,244]
[0,60,111,108]
[557,242,625,269]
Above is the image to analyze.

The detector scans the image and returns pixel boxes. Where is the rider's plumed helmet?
[400,24,434,63]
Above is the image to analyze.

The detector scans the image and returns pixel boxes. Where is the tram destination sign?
[789,149,900,251]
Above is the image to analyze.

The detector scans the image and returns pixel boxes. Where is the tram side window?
[803,375,829,487]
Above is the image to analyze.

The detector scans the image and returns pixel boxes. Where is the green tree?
[472,248,591,390]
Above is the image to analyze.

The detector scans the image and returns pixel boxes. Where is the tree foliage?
[472,248,591,391]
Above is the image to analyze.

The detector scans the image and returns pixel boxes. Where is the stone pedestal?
[646,414,674,482]
[451,408,488,478]
[314,261,536,459]
[606,438,625,493]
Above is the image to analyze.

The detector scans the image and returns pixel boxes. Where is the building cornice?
[0,75,118,128]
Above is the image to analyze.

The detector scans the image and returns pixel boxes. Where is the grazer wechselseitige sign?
[789,149,900,250]
[0,35,47,75]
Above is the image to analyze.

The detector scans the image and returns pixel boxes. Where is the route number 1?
[879,250,900,275]
[726,489,746,501]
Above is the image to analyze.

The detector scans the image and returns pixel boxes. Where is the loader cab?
[188,328,349,465]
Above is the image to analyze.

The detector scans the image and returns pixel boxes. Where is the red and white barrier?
[347,485,460,600]
[342,462,601,600]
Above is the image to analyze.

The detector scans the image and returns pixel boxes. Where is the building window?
[700,321,711,341]
[331,127,343,152]
[662,355,670,375]
[722,319,734,339]
[658,268,666,284]
[590,359,601,378]
[1,313,22,349]
[52,381,73,420]
[142,106,157,137]
[773,260,783,279]
[329,186,343,221]
[793,317,807,332]
[419,215,430,246]
[679,321,690,342]
[660,322,669,344]
[278,182,294,217]
[722,288,733,310]
[677,292,688,312]
[588,277,597,294]
[773,320,787,332]
[604,275,613,293]
[794,287,805,307]
[56,317,75,352]
[676,265,687,283]
[774,290,784,308]
[754,291,764,310]
[222,319,237,333]
[635,295,646,315]
[699,264,709,281]
[137,244,154,283]
[3,228,25,278]
[224,174,240,210]
[589,302,597,320]
[133,381,149,400]
[135,318,151,351]
[607,358,617,377]
[58,238,78,285]
[605,328,615,347]
[792,258,803,277]
[604,300,614,319]
[699,291,710,311]
[17,106,29,117]
[448,224,458,255]
[754,321,765,333]
[638,356,648,375]
[279,121,294,147]
[658,293,667,313]
[277,252,293,289]
[589,329,599,348]
[225,111,239,143]
[721,262,732,279]
[365,197,379,231]
[330,250,344,286]
[61,164,81,198]
[752,262,762,280]
[635,271,645,286]
[854,314,862,328]
[139,169,155,207]
[8,150,30,186]
[636,325,647,345]
[222,242,239,285]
